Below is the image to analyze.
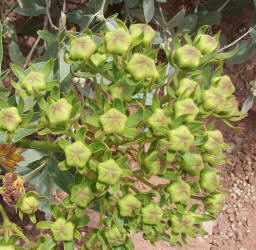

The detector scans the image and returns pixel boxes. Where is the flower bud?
[142,203,163,225]
[202,89,226,113]
[100,108,127,134]
[202,130,224,154]
[182,152,204,176]
[21,72,46,95]
[194,34,218,54]
[167,180,191,203]
[90,53,107,66]
[118,194,141,217]
[20,196,39,214]
[126,53,158,81]
[50,218,74,242]
[221,96,239,116]
[211,75,235,97]
[129,23,156,46]
[70,184,93,207]
[202,152,225,166]
[98,159,122,185]
[64,141,91,168]
[0,107,22,131]
[105,28,131,54]
[170,214,195,234]
[204,194,225,214]
[167,125,194,152]
[47,98,73,126]
[70,36,97,60]
[148,108,171,135]
[174,45,201,70]
[86,233,104,250]
[174,98,199,122]
[105,225,126,246]
[200,169,220,193]
[144,151,166,175]
[176,78,197,97]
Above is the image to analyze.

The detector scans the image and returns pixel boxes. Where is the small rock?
[234,164,243,177]
[236,231,243,241]
[229,215,235,222]
[228,232,233,238]
[246,220,252,227]
[226,208,233,214]
[249,176,255,185]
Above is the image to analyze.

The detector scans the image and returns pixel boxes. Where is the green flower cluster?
[3,21,245,249]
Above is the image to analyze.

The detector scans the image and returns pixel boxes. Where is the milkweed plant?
[0,21,245,249]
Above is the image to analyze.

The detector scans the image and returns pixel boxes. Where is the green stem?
[88,62,114,83]
[129,185,140,194]
[99,199,104,229]
[0,204,34,248]
[0,203,9,221]
[15,139,62,152]
[133,173,156,189]
[191,195,205,201]
[93,76,102,107]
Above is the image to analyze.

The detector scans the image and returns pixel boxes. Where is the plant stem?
[217,0,230,12]
[129,185,140,194]
[23,15,48,69]
[218,24,256,52]
[99,199,104,229]
[191,195,205,201]
[133,173,156,189]
[15,139,62,152]
[93,76,102,107]
[0,204,34,247]
[88,62,114,82]
[23,162,46,181]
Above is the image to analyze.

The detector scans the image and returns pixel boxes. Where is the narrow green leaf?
[221,119,242,130]
[9,38,25,67]
[82,115,100,127]
[74,229,81,241]
[0,97,9,109]
[41,236,56,250]
[88,142,108,153]
[0,69,10,81]
[37,221,53,229]
[126,107,143,127]
[122,127,137,138]
[10,64,27,81]
[12,128,39,143]
[50,204,63,219]
[10,80,22,90]
[42,58,54,80]
[75,127,87,141]
[48,158,74,194]
[37,30,57,43]
[72,215,90,228]
[216,44,238,60]
[63,240,75,250]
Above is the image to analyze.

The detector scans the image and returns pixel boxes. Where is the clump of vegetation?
[0,18,246,249]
